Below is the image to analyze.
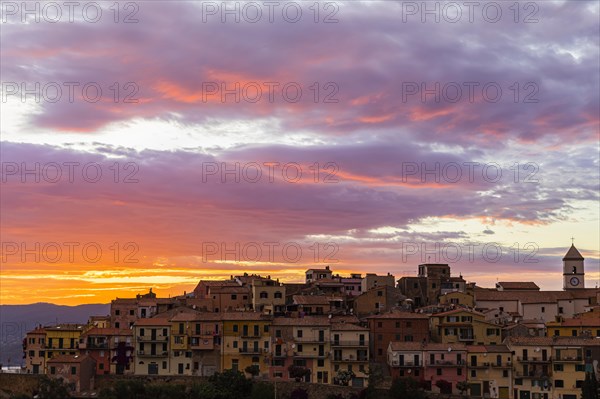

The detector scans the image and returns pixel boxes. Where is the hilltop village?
[23,245,600,398]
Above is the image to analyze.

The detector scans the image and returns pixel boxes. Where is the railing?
[137,336,168,342]
[331,341,368,347]
[239,347,262,354]
[554,356,582,362]
[333,355,368,362]
[137,350,168,357]
[294,337,327,343]
[458,336,474,341]
[514,370,551,378]
[491,362,512,368]
[426,360,466,366]
[516,356,551,363]
[394,361,421,367]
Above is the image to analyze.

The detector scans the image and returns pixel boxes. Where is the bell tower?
[563,243,584,290]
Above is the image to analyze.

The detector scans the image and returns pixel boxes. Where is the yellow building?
[221,312,272,377]
[439,291,475,307]
[506,337,554,399]
[552,340,587,399]
[330,323,369,388]
[133,317,171,375]
[430,308,502,345]
[251,278,286,314]
[44,324,86,365]
[546,313,600,337]
[466,345,513,399]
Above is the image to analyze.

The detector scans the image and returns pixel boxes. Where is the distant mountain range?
[0,302,109,367]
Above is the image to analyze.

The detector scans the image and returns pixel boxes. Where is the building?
[563,244,585,290]
[168,311,222,376]
[270,316,332,383]
[340,273,363,297]
[47,354,96,393]
[133,317,171,375]
[398,263,463,307]
[353,285,406,317]
[495,282,540,291]
[466,345,513,398]
[251,277,286,314]
[305,266,333,283]
[331,322,370,387]
[546,313,600,338]
[79,327,133,375]
[221,312,272,377]
[423,342,467,394]
[292,295,344,315]
[387,341,425,381]
[24,326,46,374]
[361,273,395,292]
[366,310,430,363]
[430,308,503,345]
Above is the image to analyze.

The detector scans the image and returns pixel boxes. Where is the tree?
[582,372,599,399]
[457,380,470,397]
[288,365,311,382]
[389,377,426,399]
[364,364,384,399]
[251,382,275,399]
[245,364,260,378]
[335,369,355,386]
[290,388,309,399]
[36,377,71,399]
[435,379,452,395]
[208,369,252,399]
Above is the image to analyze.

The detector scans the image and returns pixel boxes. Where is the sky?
[1,0,599,305]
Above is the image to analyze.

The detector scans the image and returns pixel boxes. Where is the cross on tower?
[571,237,575,244]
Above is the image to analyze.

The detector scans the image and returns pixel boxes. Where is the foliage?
[363,364,384,398]
[582,372,599,399]
[290,388,309,399]
[251,382,275,399]
[435,379,452,394]
[35,377,71,399]
[335,369,355,386]
[245,364,261,377]
[288,365,311,382]
[389,377,426,399]
[456,380,470,396]
[208,368,253,399]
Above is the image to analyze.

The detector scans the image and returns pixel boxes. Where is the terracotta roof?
[467,345,511,353]
[505,336,600,347]
[433,308,485,317]
[389,342,466,351]
[45,324,86,331]
[220,312,272,321]
[365,311,429,320]
[563,244,584,261]
[293,295,342,305]
[496,282,539,290]
[273,316,332,326]
[169,311,222,322]
[475,289,598,304]
[48,354,94,364]
[134,318,171,326]
[306,268,332,273]
[331,323,369,331]
[546,317,600,327]
[81,328,132,337]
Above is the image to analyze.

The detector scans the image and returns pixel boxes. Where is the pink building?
[422,342,467,394]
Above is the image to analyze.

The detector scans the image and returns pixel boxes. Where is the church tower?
[563,244,584,290]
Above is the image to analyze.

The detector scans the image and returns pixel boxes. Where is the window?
[115,322,120,328]
[554,330,560,336]
[233,341,238,348]
[318,359,324,367]
[377,291,383,297]
[395,334,400,340]
[233,325,238,333]
[274,292,283,299]
[115,310,120,316]
[71,366,76,375]
[395,322,400,328]
[260,292,268,299]
[275,329,282,338]
[515,379,522,386]
[436,368,442,376]
[572,330,577,336]
[432,283,436,289]
[129,309,134,315]
[377,322,382,328]
[162,361,167,369]
[99,363,104,370]
[406,322,412,328]
[471,370,476,377]
[576,380,584,388]
[554,364,564,371]
[297,344,303,352]
[264,325,269,333]
[575,364,585,372]
[378,334,383,341]
[378,349,382,355]
[231,294,237,300]
[404,335,413,342]
[50,367,56,374]
[503,370,508,378]
[541,307,545,313]
[558,307,563,313]
[554,380,564,388]
[457,368,462,375]
[297,330,303,338]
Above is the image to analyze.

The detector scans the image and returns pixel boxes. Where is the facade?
[47,354,96,393]
[133,317,171,375]
[466,345,513,399]
[422,342,467,394]
[387,341,425,381]
[361,272,395,292]
[330,322,370,387]
[562,244,585,290]
[366,310,430,363]
[251,278,286,313]
[430,308,503,345]
[305,266,333,283]
[353,285,406,317]
[221,312,272,377]
[79,327,134,375]
[546,311,600,337]
[24,327,46,374]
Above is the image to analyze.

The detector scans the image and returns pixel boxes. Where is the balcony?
[514,370,551,379]
[295,337,327,344]
[554,355,582,362]
[491,362,512,368]
[137,350,168,357]
[426,360,466,366]
[470,362,491,368]
[86,342,109,350]
[458,335,474,341]
[332,355,368,362]
[331,341,368,347]
[392,361,422,367]
[239,347,263,354]
[273,352,287,358]
[137,336,168,342]
[516,356,551,363]
[190,338,214,350]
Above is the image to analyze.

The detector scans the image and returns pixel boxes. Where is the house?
[466,345,513,398]
[221,312,272,377]
[353,285,406,317]
[361,273,395,292]
[365,310,429,363]
[133,317,171,375]
[47,354,96,393]
[305,266,333,283]
[330,322,370,387]
[430,308,503,345]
